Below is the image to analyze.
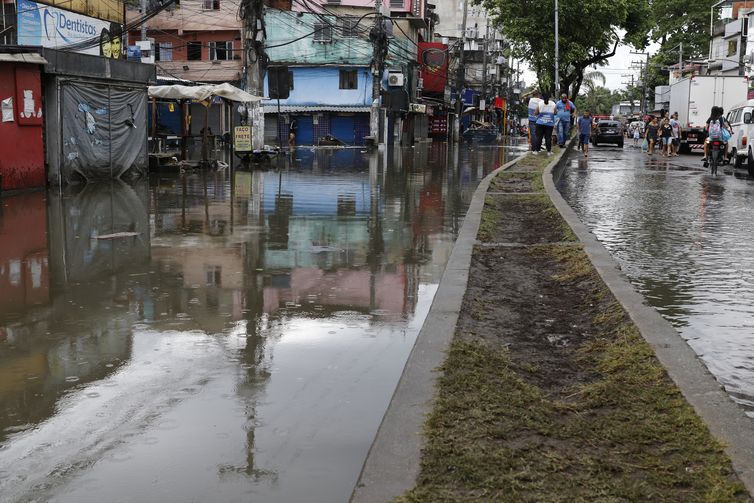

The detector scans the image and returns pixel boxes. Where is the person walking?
[632,126,641,147]
[577,110,592,157]
[669,112,682,156]
[533,93,557,155]
[526,90,543,151]
[660,118,673,156]
[555,93,576,147]
[645,117,659,155]
[288,118,297,147]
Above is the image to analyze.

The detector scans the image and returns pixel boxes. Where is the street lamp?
[554,0,559,94]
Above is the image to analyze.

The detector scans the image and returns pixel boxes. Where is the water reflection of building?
[0,182,152,443]
[0,192,49,319]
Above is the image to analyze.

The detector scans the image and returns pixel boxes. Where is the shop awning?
[0,53,48,64]
[148,83,263,103]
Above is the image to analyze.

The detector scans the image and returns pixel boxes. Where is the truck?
[668,75,748,153]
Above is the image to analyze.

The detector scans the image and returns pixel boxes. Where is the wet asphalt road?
[558,143,754,415]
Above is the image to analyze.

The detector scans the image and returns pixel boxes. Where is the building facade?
[1,0,154,191]
[126,0,244,83]
[262,0,431,146]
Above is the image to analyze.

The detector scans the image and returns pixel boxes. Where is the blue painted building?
[263,66,372,145]
[262,9,417,146]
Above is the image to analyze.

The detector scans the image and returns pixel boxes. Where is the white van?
[726,100,754,173]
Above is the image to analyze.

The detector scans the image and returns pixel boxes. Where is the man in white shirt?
[527,90,543,151]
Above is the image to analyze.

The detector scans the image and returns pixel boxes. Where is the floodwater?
[557,146,754,416]
[0,142,523,503]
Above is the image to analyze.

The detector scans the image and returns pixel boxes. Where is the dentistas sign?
[16,0,123,58]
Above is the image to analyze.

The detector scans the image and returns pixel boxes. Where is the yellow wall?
[43,0,124,24]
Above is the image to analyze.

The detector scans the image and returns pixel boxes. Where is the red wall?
[418,42,448,94]
[0,63,45,191]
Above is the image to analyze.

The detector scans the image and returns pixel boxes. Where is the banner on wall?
[16,0,123,58]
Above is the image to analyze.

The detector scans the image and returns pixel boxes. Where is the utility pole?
[243,0,266,149]
[621,73,636,114]
[631,51,649,116]
[481,22,490,121]
[554,0,559,94]
[140,0,147,41]
[454,0,470,142]
[370,0,386,145]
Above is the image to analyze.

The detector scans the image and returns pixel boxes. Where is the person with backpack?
[703,106,733,165]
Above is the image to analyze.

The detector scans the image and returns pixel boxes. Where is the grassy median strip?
[397,153,749,502]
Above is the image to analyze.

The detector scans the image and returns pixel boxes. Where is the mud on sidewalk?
[398,153,750,502]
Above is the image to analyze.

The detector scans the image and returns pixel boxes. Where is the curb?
[350,143,572,503]
[544,150,754,494]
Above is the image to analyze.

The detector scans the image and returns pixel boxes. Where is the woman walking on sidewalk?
[533,93,557,155]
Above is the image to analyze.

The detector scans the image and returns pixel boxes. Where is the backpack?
[709,119,722,139]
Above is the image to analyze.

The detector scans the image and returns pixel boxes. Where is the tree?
[644,0,715,96]
[477,0,653,98]
[575,86,621,115]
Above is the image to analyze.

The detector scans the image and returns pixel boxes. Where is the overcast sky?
[518,40,662,94]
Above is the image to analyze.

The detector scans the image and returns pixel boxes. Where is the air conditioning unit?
[388,72,405,87]
[409,103,427,113]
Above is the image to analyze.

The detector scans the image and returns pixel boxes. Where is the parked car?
[725,100,754,175]
[592,120,624,147]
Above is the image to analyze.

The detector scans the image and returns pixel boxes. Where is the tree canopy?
[477,0,653,98]
[478,0,716,101]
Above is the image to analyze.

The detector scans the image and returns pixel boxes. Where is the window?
[209,41,233,61]
[289,71,294,90]
[339,69,358,90]
[155,42,172,62]
[340,17,359,38]
[202,0,220,9]
[390,0,404,7]
[205,265,222,286]
[187,41,202,61]
[313,22,332,42]
[727,39,738,57]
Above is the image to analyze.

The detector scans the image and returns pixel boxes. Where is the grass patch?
[513,147,562,172]
[489,171,544,193]
[398,241,748,502]
[478,196,499,242]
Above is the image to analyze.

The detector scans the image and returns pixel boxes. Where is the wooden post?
[181,100,188,161]
[202,100,211,162]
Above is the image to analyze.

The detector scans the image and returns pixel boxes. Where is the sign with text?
[234,126,252,152]
[17,0,123,58]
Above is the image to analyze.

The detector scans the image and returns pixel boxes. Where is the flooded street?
[558,146,754,415]
[0,143,521,502]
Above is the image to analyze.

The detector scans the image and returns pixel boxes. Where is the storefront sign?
[234,126,252,152]
[17,0,123,58]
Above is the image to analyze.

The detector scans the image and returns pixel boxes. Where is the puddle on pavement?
[558,147,754,416]
[0,143,523,502]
